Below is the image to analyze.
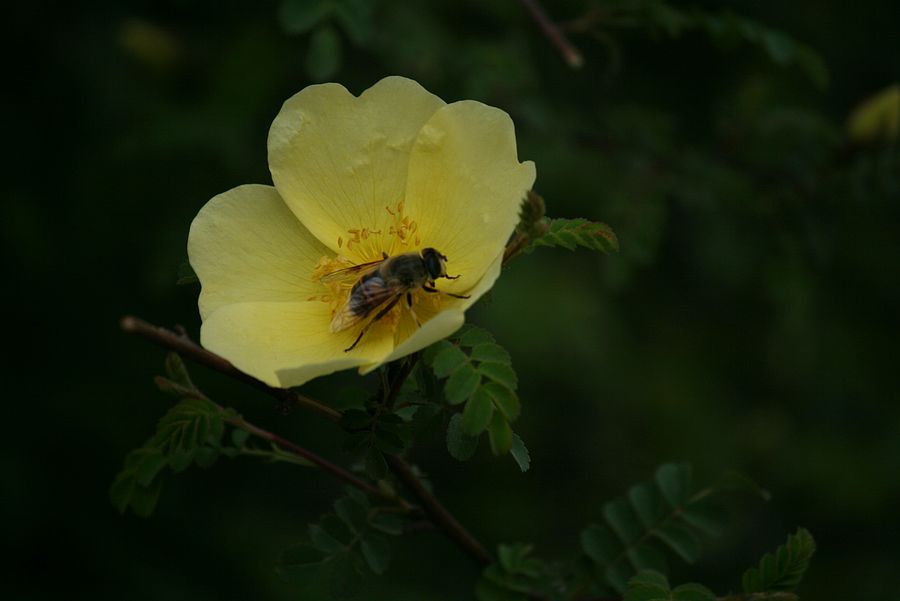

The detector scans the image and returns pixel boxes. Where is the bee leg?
[443,273,460,280]
[344,295,401,352]
[423,285,470,300]
[406,292,422,327]
[382,251,389,259]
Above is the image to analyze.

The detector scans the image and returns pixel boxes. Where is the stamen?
[311,198,435,332]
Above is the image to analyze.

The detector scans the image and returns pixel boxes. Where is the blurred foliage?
[6,0,899,599]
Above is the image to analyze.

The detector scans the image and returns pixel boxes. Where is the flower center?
[308,201,439,334]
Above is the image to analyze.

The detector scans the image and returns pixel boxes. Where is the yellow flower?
[188,76,536,388]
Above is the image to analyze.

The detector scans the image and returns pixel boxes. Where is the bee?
[319,248,470,352]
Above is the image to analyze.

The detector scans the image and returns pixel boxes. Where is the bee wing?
[330,276,401,333]
[318,259,384,284]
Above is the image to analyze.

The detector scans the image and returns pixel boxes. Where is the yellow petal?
[404,100,536,294]
[188,184,331,320]
[201,301,394,388]
[360,250,504,372]
[268,76,445,258]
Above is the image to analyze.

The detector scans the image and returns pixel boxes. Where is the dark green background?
[6,0,898,599]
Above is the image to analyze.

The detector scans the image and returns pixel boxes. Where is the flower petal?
[404,100,536,294]
[360,250,504,372]
[188,184,332,320]
[201,301,394,388]
[268,76,445,258]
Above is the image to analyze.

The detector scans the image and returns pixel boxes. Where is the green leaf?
[431,343,468,377]
[625,570,669,601]
[624,571,715,601]
[497,543,532,574]
[655,463,692,508]
[279,0,331,34]
[478,362,518,391]
[582,463,762,592]
[127,447,167,487]
[461,387,495,435]
[488,412,513,455]
[164,353,194,389]
[654,524,701,564]
[308,522,345,555]
[629,483,665,528]
[193,446,219,469]
[446,413,479,460]
[672,583,717,601]
[371,512,406,536]
[360,534,391,575]
[230,428,250,448]
[471,342,511,364]
[305,25,342,81]
[153,398,221,458]
[530,218,619,253]
[484,382,520,422]
[627,544,668,574]
[325,552,364,598]
[444,364,481,404]
[456,325,495,347]
[742,528,816,593]
[318,513,353,546]
[109,468,163,517]
[334,495,368,533]
[680,497,726,537]
[604,561,634,594]
[581,524,619,564]
[509,433,531,472]
[604,497,644,544]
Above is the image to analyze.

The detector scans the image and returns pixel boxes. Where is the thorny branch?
[121,315,494,567]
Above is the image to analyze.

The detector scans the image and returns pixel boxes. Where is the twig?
[520,0,584,69]
[121,316,340,422]
[153,375,406,508]
[385,454,492,566]
[230,414,412,509]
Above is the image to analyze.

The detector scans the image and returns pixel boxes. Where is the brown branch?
[230,414,413,509]
[385,454,492,566]
[121,316,340,422]
[520,0,584,69]
[122,315,494,568]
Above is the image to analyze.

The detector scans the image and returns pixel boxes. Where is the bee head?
[421,247,448,280]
